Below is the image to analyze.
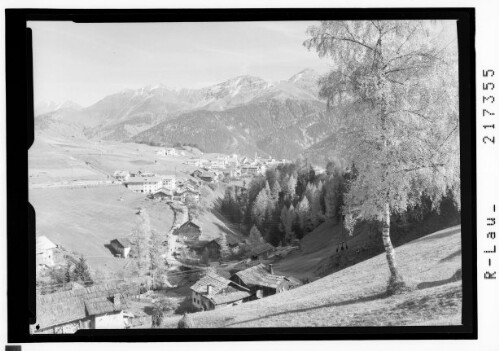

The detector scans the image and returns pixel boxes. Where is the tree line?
[220,159,353,246]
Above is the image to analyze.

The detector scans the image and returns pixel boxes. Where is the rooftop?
[36,235,57,252]
[124,177,162,184]
[36,283,138,329]
[112,237,132,248]
[234,264,286,289]
[250,242,275,256]
[190,272,231,296]
[208,289,251,305]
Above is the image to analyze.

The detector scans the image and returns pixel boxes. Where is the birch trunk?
[382,202,407,294]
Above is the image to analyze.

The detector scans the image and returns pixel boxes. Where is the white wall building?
[161,175,176,190]
[124,177,162,194]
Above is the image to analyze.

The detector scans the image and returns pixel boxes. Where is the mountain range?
[35,69,338,161]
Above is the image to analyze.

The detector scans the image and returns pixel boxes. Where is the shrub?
[177,313,195,328]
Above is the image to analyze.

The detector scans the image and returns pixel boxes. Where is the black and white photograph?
[26,17,465,333]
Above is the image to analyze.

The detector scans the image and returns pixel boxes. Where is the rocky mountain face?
[35,69,338,159]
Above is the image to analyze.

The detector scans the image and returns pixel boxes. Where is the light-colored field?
[30,185,175,274]
[29,135,235,186]
[162,225,462,327]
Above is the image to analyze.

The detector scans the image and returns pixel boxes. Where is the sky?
[28,21,332,107]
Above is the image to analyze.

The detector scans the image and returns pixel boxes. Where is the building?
[165,147,177,156]
[249,242,275,260]
[36,235,57,269]
[197,171,217,183]
[241,165,265,176]
[174,220,202,242]
[182,189,200,203]
[190,272,251,311]
[222,168,242,179]
[34,283,138,333]
[113,170,130,182]
[123,177,162,194]
[230,264,301,299]
[202,240,222,260]
[152,188,173,201]
[161,175,176,190]
[209,159,226,169]
[110,238,132,258]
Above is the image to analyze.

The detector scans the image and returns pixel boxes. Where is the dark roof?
[190,272,230,295]
[199,171,216,179]
[154,188,173,195]
[84,295,123,316]
[36,283,138,329]
[250,242,275,256]
[233,264,286,289]
[175,221,201,236]
[112,237,132,248]
[124,177,161,184]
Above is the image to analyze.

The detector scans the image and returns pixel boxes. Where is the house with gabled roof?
[190,272,251,311]
[174,220,202,242]
[123,177,162,194]
[110,237,132,258]
[34,283,138,333]
[230,263,301,299]
[249,242,275,260]
[36,235,57,270]
[152,188,174,201]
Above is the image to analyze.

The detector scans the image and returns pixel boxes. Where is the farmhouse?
[190,272,251,311]
[113,170,130,182]
[34,283,138,333]
[230,264,301,299]
[161,175,176,190]
[197,171,217,183]
[152,188,173,201]
[249,242,275,260]
[123,177,162,194]
[36,235,57,269]
[174,220,202,242]
[202,240,222,260]
[110,237,132,258]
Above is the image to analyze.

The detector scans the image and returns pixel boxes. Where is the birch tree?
[305,20,460,294]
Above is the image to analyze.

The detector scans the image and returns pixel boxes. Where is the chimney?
[268,264,274,275]
[207,284,213,295]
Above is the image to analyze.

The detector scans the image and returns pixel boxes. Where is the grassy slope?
[163,225,462,327]
[29,135,233,185]
[30,185,175,273]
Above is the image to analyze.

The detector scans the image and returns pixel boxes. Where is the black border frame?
[5,7,476,342]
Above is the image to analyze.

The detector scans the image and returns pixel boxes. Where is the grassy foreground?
[162,225,462,327]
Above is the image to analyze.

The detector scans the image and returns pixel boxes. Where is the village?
[33,145,308,333]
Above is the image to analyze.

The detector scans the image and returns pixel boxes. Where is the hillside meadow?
[162,225,462,327]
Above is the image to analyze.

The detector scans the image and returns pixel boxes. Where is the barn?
[34,283,138,333]
[174,220,202,242]
[230,263,301,299]
[249,242,275,260]
[110,238,132,258]
[36,235,57,269]
[190,272,251,311]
